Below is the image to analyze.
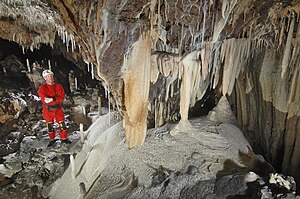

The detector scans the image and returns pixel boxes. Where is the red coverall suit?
[38,83,67,140]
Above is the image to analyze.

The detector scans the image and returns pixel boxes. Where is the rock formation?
[0,0,300,193]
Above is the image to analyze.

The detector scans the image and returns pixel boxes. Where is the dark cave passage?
[189,89,217,118]
[0,38,104,97]
[0,37,109,134]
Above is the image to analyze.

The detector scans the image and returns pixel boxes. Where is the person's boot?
[47,139,57,147]
[61,139,72,144]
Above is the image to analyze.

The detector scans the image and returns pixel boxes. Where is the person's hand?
[44,97,53,103]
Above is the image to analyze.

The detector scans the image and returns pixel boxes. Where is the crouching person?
[38,69,71,147]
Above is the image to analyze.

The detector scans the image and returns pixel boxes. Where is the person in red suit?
[38,70,71,147]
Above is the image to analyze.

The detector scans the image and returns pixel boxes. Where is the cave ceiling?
[0,0,300,148]
[1,0,299,85]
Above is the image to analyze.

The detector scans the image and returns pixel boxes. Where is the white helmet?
[42,70,54,78]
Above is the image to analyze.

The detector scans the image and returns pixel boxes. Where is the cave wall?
[229,46,300,189]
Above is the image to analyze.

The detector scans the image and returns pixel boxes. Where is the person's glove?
[44,97,53,103]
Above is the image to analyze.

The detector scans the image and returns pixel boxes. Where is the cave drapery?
[0,0,300,187]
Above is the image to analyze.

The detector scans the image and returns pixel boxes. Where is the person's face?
[44,74,54,85]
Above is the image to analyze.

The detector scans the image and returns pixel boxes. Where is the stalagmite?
[124,32,151,148]
[75,77,78,90]
[105,85,111,125]
[82,105,86,116]
[2,66,5,73]
[98,96,102,115]
[80,123,84,143]
[68,70,76,94]
[79,182,86,199]
[26,59,30,72]
[155,101,164,127]
[70,154,75,180]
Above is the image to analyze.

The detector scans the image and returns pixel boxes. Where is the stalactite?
[164,0,169,22]
[289,44,300,70]
[287,13,292,30]
[222,39,234,95]
[235,44,243,75]
[124,33,151,148]
[165,76,177,102]
[287,62,300,118]
[155,101,164,127]
[86,2,93,28]
[212,44,221,89]
[281,14,295,78]
[151,52,182,103]
[200,43,211,80]
[245,72,253,94]
[288,68,299,105]
[221,38,249,96]
[107,85,111,125]
[150,54,160,83]
[179,50,203,120]
[169,48,209,133]
[201,1,207,45]
[296,17,300,43]
[0,0,57,48]
[212,0,237,43]
[287,43,300,118]
[170,81,174,99]
[279,18,286,46]
[70,34,75,52]
[220,38,229,62]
